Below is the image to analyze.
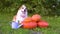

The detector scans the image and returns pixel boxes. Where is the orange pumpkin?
[32,14,41,22]
[38,20,49,28]
[22,22,37,29]
[23,17,32,23]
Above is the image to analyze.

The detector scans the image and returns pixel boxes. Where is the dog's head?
[19,5,27,14]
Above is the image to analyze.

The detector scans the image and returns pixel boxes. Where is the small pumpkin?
[23,17,32,23]
[32,14,41,22]
[22,22,37,29]
[38,20,49,28]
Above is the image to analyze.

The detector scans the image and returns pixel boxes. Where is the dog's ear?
[18,5,23,10]
[18,4,27,12]
[21,5,26,9]
[18,5,25,10]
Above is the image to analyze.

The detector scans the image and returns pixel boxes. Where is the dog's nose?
[24,9,26,12]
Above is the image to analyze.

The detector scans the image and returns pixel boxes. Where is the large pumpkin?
[38,20,49,28]
[22,22,37,29]
[23,17,32,23]
[32,14,41,22]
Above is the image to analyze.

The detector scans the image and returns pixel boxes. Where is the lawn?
[0,14,60,34]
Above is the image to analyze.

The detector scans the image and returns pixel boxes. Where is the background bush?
[0,0,60,16]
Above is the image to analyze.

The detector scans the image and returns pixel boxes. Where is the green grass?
[0,14,60,34]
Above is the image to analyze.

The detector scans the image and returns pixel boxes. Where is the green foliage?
[0,0,60,16]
